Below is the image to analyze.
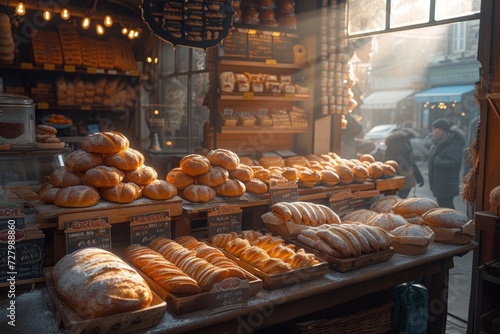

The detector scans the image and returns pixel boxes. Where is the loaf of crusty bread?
[166,167,196,190]
[351,164,369,183]
[82,165,124,188]
[64,149,104,173]
[104,148,145,171]
[196,166,229,187]
[52,247,153,318]
[123,165,157,186]
[124,244,201,295]
[50,166,83,187]
[39,183,61,204]
[243,178,268,194]
[341,209,378,223]
[370,195,402,213]
[180,154,211,176]
[389,223,435,255]
[142,180,177,200]
[391,197,439,218]
[99,182,141,203]
[213,178,246,197]
[228,164,254,182]
[53,185,100,208]
[206,148,240,171]
[421,207,470,229]
[182,184,216,203]
[366,213,408,232]
[258,155,285,169]
[81,131,130,154]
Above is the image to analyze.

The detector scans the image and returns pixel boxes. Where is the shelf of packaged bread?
[220,92,310,101]
[219,126,309,134]
[1,63,140,76]
[218,58,306,69]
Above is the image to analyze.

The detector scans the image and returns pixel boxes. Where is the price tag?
[64,217,112,253]
[350,190,380,211]
[20,62,33,69]
[37,102,49,109]
[87,67,97,74]
[43,63,55,71]
[265,59,277,65]
[130,210,171,245]
[243,92,254,100]
[270,179,298,206]
[207,205,242,238]
[328,190,353,216]
[64,65,75,72]
[208,278,249,312]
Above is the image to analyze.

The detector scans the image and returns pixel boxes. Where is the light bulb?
[121,27,128,35]
[43,10,51,21]
[81,17,90,29]
[147,57,152,63]
[104,15,113,27]
[15,2,26,16]
[96,24,105,36]
[61,8,70,20]
[128,29,135,39]
[134,30,139,38]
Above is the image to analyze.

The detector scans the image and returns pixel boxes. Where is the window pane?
[390,0,430,28]
[176,47,190,73]
[191,48,207,71]
[435,0,480,21]
[164,76,188,151]
[348,0,387,35]
[191,73,210,149]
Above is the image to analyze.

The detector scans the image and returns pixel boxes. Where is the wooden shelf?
[1,63,139,77]
[218,58,307,69]
[220,92,310,101]
[220,126,308,134]
[482,271,500,285]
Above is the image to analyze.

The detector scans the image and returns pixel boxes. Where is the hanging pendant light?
[61,8,70,20]
[15,2,26,16]
[81,17,91,29]
[43,10,51,21]
[96,24,105,36]
[104,15,113,27]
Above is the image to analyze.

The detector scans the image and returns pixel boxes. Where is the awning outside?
[361,90,416,110]
[414,85,474,103]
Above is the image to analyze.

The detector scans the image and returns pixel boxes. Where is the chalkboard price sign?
[221,29,247,57]
[328,190,353,216]
[248,33,272,59]
[130,210,171,245]
[208,277,249,312]
[270,179,298,206]
[0,235,45,281]
[350,190,380,211]
[208,205,242,237]
[65,217,112,254]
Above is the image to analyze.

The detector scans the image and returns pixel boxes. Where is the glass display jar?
[0,93,36,147]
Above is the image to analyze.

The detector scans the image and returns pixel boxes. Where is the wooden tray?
[43,267,167,334]
[135,265,263,315]
[290,240,394,273]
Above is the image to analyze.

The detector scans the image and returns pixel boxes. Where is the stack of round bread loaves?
[40,131,176,208]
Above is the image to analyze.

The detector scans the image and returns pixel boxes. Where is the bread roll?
[335,164,354,185]
[81,131,129,154]
[228,164,254,182]
[166,167,195,190]
[52,247,153,318]
[360,154,376,163]
[421,207,470,229]
[320,169,340,186]
[64,149,104,173]
[142,180,177,200]
[351,164,369,183]
[82,165,124,188]
[50,167,82,187]
[243,178,268,194]
[40,184,61,204]
[370,195,402,213]
[258,155,285,169]
[104,148,145,171]
[391,197,439,218]
[206,149,240,171]
[53,185,100,208]
[180,154,211,176]
[197,166,229,187]
[367,163,384,179]
[281,167,298,181]
[182,184,216,203]
[214,179,246,197]
[239,156,256,166]
[100,182,140,203]
[123,165,157,186]
[384,160,399,172]
[285,156,308,167]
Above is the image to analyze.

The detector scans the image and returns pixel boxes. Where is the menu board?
[328,190,353,216]
[221,30,247,57]
[65,217,112,253]
[207,205,242,237]
[141,0,234,49]
[130,210,171,245]
[248,33,272,59]
[270,180,298,207]
[272,34,295,63]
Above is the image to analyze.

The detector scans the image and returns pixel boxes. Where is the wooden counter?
[2,242,477,334]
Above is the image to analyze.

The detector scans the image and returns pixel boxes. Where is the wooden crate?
[373,176,406,191]
[43,267,167,334]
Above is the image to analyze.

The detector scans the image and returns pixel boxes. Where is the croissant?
[289,248,319,269]
[239,246,270,266]
[224,238,251,257]
[252,235,285,251]
[211,232,239,248]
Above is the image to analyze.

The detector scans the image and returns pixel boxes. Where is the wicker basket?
[294,298,394,334]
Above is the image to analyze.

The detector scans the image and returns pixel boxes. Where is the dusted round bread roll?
[367,163,384,179]
[180,154,211,176]
[40,184,61,204]
[142,180,177,200]
[243,178,268,194]
[206,149,240,171]
[281,167,299,181]
[54,185,100,208]
[239,156,256,166]
[370,195,402,213]
[104,148,145,171]
[123,165,157,186]
[166,167,195,190]
[335,164,354,185]
[384,160,399,172]
[64,149,104,173]
[81,131,130,154]
[214,179,246,197]
[351,164,369,183]
[228,164,254,182]
[359,154,376,164]
[183,184,216,203]
[100,182,141,203]
[366,213,408,231]
[50,167,83,187]
[82,165,124,188]
[197,166,229,187]
[285,156,308,167]
[320,169,340,186]
[258,155,285,169]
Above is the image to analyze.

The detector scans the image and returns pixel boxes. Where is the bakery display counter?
[3,241,476,334]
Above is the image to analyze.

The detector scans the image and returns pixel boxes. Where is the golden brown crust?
[82,165,124,188]
[123,165,158,186]
[182,184,216,202]
[53,185,100,208]
[243,178,268,194]
[81,131,130,154]
[64,149,104,173]
[104,148,145,171]
[370,195,402,213]
[367,163,384,179]
[100,182,140,203]
[197,166,229,187]
[258,155,285,169]
[421,207,470,228]
[180,154,211,176]
[335,164,354,185]
[285,155,308,167]
[214,178,246,197]
[142,180,177,200]
[228,164,254,182]
[206,148,240,171]
[50,167,82,187]
[391,197,439,217]
[366,213,408,231]
[166,167,195,190]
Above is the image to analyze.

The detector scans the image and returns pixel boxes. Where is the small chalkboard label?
[350,190,380,211]
[328,190,353,216]
[65,217,112,253]
[130,210,171,245]
[221,30,248,57]
[208,277,249,312]
[270,179,298,206]
[207,205,242,237]
[0,237,45,281]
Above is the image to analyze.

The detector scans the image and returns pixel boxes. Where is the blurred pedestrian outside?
[384,124,424,198]
[428,118,466,209]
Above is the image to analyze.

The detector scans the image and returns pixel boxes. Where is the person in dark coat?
[385,126,424,198]
[428,118,466,209]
